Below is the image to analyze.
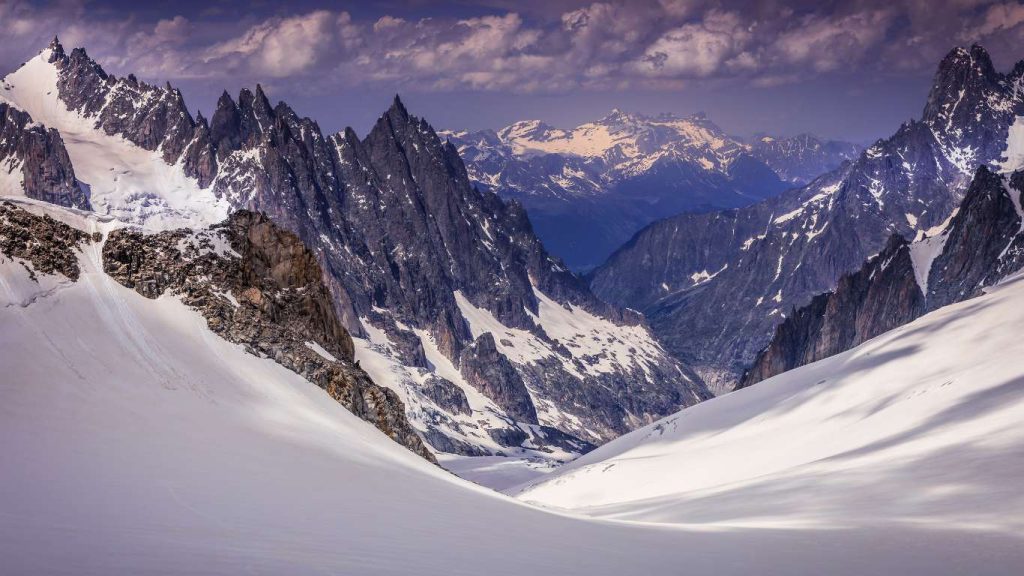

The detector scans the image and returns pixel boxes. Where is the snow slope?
[517,273,1024,544]
[4,201,1022,574]
[0,48,227,229]
[1001,116,1024,173]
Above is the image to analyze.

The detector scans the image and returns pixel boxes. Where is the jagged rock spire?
[388,94,409,121]
[47,35,66,62]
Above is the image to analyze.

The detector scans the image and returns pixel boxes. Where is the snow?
[0,157,24,197]
[0,256,70,308]
[437,455,558,492]
[517,273,1024,553]
[498,112,738,176]
[909,231,949,297]
[0,48,228,230]
[998,116,1024,173]
[304,340,338,362]
[689,264,726,286]
[3,204,1023,573]
[214,290,240,307]
[772,205,804,224]
[176,229,240,258]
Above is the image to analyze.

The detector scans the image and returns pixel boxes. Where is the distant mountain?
[443,111,848,270]
[750,134,861,185]
[0,39,709,460]
[588,45,1024,392]
[740,165,1024,389]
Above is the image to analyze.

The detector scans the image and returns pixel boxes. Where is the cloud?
[3,0,1024,96]
[959,2,1024,40]
[770,9,893,73]
[632,11,752,78]
[203,10,342,77]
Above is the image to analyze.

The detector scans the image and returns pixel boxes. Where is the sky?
[1,0,1023,143]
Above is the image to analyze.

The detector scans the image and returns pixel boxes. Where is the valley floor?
[2,199,1023,575]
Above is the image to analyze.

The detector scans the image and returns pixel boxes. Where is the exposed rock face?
[420,375,471,416]
[0,102,88,209]
[206,90,709,453]
[460,333,537,424]
[750,134,861,185]
[740,234,925,387]
[0,201,93,279]
[741,166,1024,388]
[926,168,1024,308]
[590,45,1024,387]
[102,210,434,462]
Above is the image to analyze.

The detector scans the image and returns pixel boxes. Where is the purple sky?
[2,0,1023,142]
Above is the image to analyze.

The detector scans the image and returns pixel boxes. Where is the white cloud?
[203,11,338,77]
[959,2,1024,41]
[632,11,751,77]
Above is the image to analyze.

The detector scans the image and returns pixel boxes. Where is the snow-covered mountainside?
[3,200,1022,575]
[589,44,1024,390]
[517,270,1024,542]
[0,41,225,229]
[0,39,709,463]
[444,112,857,269]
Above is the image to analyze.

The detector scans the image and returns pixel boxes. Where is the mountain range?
[0,38,709,462]
[3,31,1024,575]
[588,45,1024,392]
[444,113,859,270]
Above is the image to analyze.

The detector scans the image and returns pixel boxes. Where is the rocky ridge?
[750,134,861,185]
[740,167,1024,388]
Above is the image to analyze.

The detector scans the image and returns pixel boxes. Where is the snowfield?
[517,272,1024,544]
[2,198,1023,574]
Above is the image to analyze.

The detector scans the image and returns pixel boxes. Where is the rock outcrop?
[0,102,88,209]
[102,210,434,462]
[459,333,537,424]
[0,201,94,279]
[750,134,860,185]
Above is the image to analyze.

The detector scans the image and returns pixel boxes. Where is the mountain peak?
[936,43,996,78]
[217,90,236,108]
[44,36,68,65]
[253,83,272,110]
[387,93,409,121]
[923,43,1001,127]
